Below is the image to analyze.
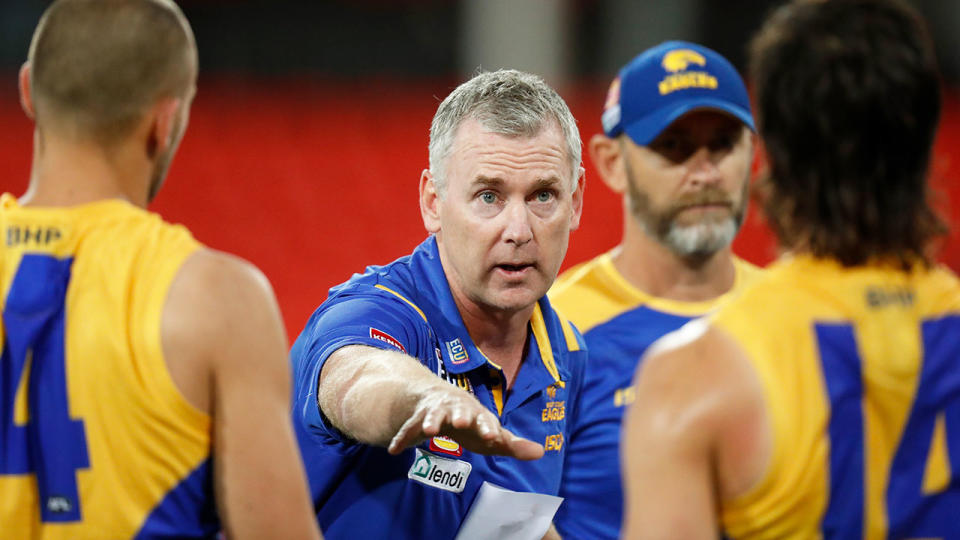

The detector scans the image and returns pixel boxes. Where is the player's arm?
[542,522,562,540]
[319,344,543,460]
[163,250,321,540]
[620,321,768,540]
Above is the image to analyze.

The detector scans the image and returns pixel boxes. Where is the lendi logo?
[408,448,472,493]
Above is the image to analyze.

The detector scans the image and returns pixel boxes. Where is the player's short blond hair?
[28,0,197,146]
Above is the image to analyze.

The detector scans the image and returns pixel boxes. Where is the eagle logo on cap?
[662,49,707,73]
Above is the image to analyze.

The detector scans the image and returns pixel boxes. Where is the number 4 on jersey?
[816,315,960,538]
[1,254,89,522]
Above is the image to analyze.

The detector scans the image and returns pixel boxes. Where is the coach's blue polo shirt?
[290,236,586,539]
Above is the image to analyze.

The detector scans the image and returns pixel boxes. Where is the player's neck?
[20,130,149,208]
[448,287,533,390]
[614,220,737,303]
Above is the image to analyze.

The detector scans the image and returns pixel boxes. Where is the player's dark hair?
[750,0,947,267]
[28,0,196,146]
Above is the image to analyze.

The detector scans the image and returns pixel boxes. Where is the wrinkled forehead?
[448,117,572,178]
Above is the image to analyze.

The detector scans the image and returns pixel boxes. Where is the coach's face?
[421,117,584,315]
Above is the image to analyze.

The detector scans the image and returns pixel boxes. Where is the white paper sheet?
[454,481,564,540]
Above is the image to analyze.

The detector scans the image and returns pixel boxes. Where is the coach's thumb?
[506,432,545,461]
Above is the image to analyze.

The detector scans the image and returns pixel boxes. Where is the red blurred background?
[2,79,958,340]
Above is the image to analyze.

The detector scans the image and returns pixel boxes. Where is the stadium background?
[1,0,958,340]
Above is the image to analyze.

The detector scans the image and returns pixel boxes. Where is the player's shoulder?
[550,252,610,300]
[165,249,279,346]
[732,256,765,289]
[178,249,272,296]
[643,319,740,380]
[85,202,202,273]
[549,251,632,332]
[920,263,960,313]
[160,249,286,405]
[718,256,805,315]
[635,319,764,441]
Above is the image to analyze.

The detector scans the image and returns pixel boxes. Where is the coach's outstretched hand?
[319,344,544,461]
[387,387,544,459]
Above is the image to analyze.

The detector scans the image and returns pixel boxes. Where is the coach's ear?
[569,166,586,232]
[19,63,35,120]
[420,169,441,234]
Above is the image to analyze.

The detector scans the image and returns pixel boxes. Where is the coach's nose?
[502,199,534,246]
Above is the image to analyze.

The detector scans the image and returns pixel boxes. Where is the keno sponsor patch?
[369,328,405,352]
[408,448,472,493]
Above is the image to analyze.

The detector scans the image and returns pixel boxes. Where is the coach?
[289,69,587,539]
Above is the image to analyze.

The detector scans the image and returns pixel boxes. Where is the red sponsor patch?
[603,77,621,111]
[429,436,463,457]
[369,328,405,352]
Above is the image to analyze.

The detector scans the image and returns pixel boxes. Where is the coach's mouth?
[494,262,537,278]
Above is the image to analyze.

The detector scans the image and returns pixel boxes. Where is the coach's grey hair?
[428,69,582,196]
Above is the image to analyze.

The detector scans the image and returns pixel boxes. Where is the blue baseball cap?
[601,40,755,145]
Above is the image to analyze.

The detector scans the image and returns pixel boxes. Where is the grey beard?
[661,217,739,258]
[626,167,746,259]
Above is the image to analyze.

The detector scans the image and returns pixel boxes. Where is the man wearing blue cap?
[549,41,761,539]
[624,0,959,537]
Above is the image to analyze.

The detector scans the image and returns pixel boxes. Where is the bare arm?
[620,321,768,540]
[541,523,562,540]
[319,344,544,460]
[163,250,321,540]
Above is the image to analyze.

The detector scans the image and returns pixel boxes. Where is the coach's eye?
[535,190,554,203]
[479,191,497,204]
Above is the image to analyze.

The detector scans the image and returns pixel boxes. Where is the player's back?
[0,193,217,539]
[712,254,960,539]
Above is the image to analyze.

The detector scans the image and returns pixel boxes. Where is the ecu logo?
[446,338,469,365]
[661,49,707,73]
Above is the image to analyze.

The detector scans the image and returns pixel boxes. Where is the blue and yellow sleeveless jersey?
[712,255,960,539]
[0,194,217,539]
[290,235,587,539]
[547,251,760,540]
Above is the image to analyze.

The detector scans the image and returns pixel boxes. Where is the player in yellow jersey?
[0,1,321,538]
[548,40,761,540]
[622,0,959,538]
